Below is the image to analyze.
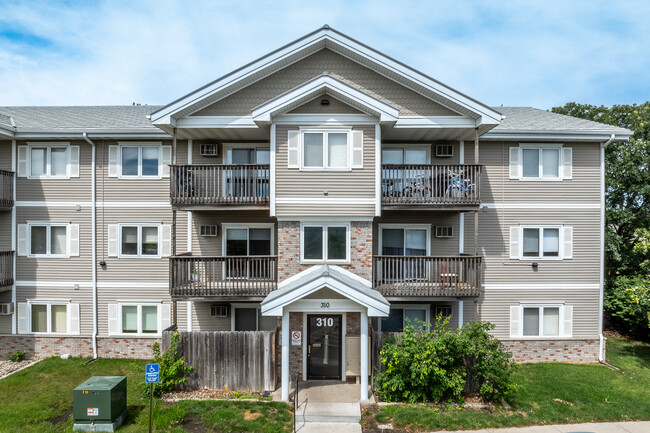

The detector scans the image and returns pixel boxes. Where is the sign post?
[145,363,160,433]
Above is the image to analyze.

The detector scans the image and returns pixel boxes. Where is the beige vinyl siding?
[480,289,599,339]
[275,125,376,217]
[0,141,12,170]
[463,208,600,284]
[16,207,92,282]
[16,140,91,202]
[0,212,11,251]
[288,96,364,114]
[176,301,188,332]
[191,211,275,256]
[192,301,231,331]
[96,287,172,337]
[480,142,600,204]
[191,140,223,165]
[193,49,459,117]
[0,291,12,334]
[373,211,461,256]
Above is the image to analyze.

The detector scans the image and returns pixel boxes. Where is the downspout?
[83,133,98,359]
[11,139,16,334]
[599,134,615,362]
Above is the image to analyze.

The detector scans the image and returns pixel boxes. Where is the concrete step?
[296,422,362,433]
[296,402,361,423]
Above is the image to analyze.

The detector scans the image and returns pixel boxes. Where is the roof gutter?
[82,132,99,360]
[598,134,615,362]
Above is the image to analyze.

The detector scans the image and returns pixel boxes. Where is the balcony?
[170,255,278,299]
[0,251,14,289]
[381,164,481,209]
[372,255,482,298]
[170,164,270,210]
[0,170,14,210]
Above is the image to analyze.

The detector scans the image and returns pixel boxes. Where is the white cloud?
[0,0,648,108]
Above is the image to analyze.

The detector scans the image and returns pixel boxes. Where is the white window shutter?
[107,225,118,257]
[69,224,80,257]
[509,226,520,259]
[509,147,520,179]
[162,145,172,178]
[108,304,118,335]
[287,130,300,168]
[68,303,80,335]
[17,224,28,256]
[69,145,80,177]
[17,303,28,334]
[108,145,119,177]
[563,305,573,337]
[160,303,171,332]
[509,306,521,337]
[351,130,364,168]
[561,147,572,180]
[161,224,172,257]
[17,146,28,177]
[562,226,573,259]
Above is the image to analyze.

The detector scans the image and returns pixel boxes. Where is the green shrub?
[605,276,650,341]
[142,331,195,398]
[7,350,26,362]
[375,318,517,404]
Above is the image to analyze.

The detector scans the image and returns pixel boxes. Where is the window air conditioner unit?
[200,143,219,157]
[200,225,218,237]
[0,303,14,315]
[435,144,454,158]
[435,226,454,238]
[210,304,229,318]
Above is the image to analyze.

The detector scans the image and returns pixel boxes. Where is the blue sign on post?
[145,363,160,383]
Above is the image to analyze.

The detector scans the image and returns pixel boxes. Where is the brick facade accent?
[0,335,158,360]
[277,221,373,282]
[505,339,601,363]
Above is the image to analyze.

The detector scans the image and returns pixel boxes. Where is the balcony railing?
[381,164,481,206]
[0,170,14,209]
[0,251,14,288]
[373,255,482,297]
[170,164,270,207]
[170,256,277,298]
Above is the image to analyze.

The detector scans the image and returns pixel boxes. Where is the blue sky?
[1,0,648,109]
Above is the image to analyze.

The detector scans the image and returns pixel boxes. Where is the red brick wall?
[0,335,157,359]
[504,339,601,363]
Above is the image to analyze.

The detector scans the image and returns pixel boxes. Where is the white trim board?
[483,283,599,290]
[275,197,375,204]
[481,203,599,209]
[17,201,171,208]
[16,281,170,289]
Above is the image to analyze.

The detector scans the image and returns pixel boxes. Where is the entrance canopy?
[261,264,389,317]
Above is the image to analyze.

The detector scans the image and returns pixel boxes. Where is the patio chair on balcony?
[439,260,458,290]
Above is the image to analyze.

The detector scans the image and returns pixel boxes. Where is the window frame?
[230,303,277,331]
[378,304,430,332]
[381,144,431,164]
[117,302,161,336]
[519,303,565,338]
[27,222,70,258]
[518,224,562,260]
[300,223,350,264]
[519,144,563,181]
[27,143,70,179]
[117,143,162,179]
[118,223,162,259]
[28,301,69,334]
[221,223,275,256]
[378,224,431,256]
[299,128,352,171]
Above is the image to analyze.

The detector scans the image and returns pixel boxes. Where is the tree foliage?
[142,331,195,398]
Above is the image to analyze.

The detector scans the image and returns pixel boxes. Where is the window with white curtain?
[119,304,159,335]
[29,145,69,178]
[301,130,350,169]
[119,224,160,258]
[522,226,560,258]
[28,223,68,257]
[523,306,560,337]
[30,303,68,334]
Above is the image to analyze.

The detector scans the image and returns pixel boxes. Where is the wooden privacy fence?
[163,330,277,391]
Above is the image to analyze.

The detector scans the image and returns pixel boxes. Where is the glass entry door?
[307,315,342,380]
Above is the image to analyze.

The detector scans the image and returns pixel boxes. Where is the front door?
[307,315,342,380]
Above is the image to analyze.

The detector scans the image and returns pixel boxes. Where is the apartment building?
[0,27,632,400]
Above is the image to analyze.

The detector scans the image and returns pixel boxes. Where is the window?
[232,305,277,331]
[379,306,429,332]
[380,226,429,256]
[28,223,68,257]
[119,304,159,335]
[512,225,570,260]
[29,145,69,178]
[30,303,68,334]
[523,227,559,258]
[510,144,571,181]
[120,145,160,178]
[302,130,350,169]
[119,224,160,258]
[301,224,349,262]
[223,225,274,279]
[382,146,430,164]
[523,306,560,337]
[434,306,453,320]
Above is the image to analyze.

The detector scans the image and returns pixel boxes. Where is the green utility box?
[73,376,127,432]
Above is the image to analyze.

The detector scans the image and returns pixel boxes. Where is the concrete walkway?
[429,421,650,433]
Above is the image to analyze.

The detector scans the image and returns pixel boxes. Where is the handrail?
[0,170,14,208]
[0,251,14,287]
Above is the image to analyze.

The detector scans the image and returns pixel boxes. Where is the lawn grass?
[369,336,650,431]
[0,357,292,433]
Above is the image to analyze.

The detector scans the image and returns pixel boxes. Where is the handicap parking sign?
[145,363,160,383]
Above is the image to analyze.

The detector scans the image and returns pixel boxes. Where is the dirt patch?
[243,410,262,420]
[48,408,73,425]
[163,388,271,401]
[181,415,209,433]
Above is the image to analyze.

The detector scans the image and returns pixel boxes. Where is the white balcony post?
[458,300,464,329]
[360,309,369,402]
[281,310,290,401]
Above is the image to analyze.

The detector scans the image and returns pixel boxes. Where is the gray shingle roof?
[0,106,162,130]
[492,106,631,134]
